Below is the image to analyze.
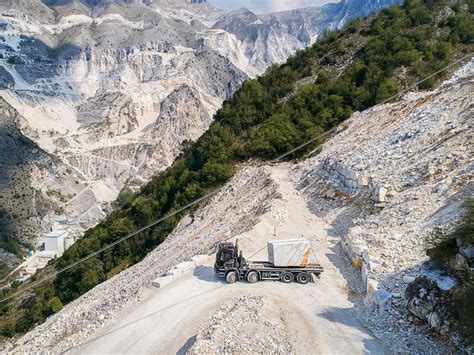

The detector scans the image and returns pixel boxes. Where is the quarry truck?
[214,239,323,284]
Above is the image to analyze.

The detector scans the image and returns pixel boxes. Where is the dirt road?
[70,165,384,354]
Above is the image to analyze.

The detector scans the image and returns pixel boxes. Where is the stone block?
[152,275,173,288]
[358,174,369,186]
[403,275,416,283]
[350,238,368,256]
[364,289,392,315]
[268,239,311,267]
[361,261,370,284]
[341,239,351,259]
[346,169,358,181]
[361,249,371,264]
[367,278,379,294]
[376,186,388,202]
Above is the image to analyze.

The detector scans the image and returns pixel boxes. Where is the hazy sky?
[208,0,334,14]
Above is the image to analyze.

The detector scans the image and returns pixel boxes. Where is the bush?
[454,283,474,343]
[1,324,15,337]
[115,188,135,209]
[49,297,63,312]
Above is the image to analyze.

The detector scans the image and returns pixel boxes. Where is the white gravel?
[295,59,473,352]
[187,296,293,354]
[9,59,472,355]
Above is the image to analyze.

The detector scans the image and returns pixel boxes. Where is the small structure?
[38,215,73,259]
[53,215,68,231]
[39,229,68,258]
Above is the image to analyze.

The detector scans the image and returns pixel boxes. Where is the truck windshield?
[220,250,233,262]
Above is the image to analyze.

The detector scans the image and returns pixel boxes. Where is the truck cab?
[214,242,245,278]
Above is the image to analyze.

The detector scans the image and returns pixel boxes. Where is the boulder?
[459,244,474,259]
[376,186,388,202]
[364,289,392,315]
[342,228,369,269]
[453,254,468,271]
[358,174,369,186]
[367,278,379,294]
[362,259,379,285]
[403,275,416,283]
[405,276,454,334]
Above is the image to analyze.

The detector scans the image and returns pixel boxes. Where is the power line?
[272,53,473,162]
[1,53,471,304]
[0,191,221,303]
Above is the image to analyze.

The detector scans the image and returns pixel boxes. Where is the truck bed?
[247,261,323,272]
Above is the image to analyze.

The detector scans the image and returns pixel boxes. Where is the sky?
[208,0,334,14]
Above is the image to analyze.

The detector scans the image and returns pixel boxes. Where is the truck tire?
[297,272,310,284]
[247,271,259,284]
[226,271,238,284]
[280,271,294,283]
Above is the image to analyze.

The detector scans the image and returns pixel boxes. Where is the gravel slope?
[9,60,471,354]
[71,163,383,354]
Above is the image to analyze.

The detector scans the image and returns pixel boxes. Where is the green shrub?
[454,283,474,343]
[0,324,15,337]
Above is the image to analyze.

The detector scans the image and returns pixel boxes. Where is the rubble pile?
[188,296,293,354]
[297,59,473,350]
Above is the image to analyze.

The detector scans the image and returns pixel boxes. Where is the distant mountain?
[214,0,403,71]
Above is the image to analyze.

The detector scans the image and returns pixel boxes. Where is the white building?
[39,229,68,258]
[38,216,73,259]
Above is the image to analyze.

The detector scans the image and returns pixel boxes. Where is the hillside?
[0,99,59,278]
[1,0,473,343]
[0,0,399,270]
[8,53,473,354]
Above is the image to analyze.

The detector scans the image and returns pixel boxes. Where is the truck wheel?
[247,271,259,284]
[297,272,310,284]
[280,272,294,283]
[226,271,238,284]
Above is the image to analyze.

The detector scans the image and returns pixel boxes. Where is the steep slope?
[0,99,57,277]
[0,98,100,277]
[0,0,471,340]
[0,0,400,264]
[10,60,471,353]
[297,60,473,351]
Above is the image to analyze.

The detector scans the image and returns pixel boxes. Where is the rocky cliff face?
[0,98,75,274]
[297,59,473,351]
[0,0,399,264]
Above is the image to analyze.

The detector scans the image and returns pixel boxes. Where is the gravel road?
[70,165,384,354]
